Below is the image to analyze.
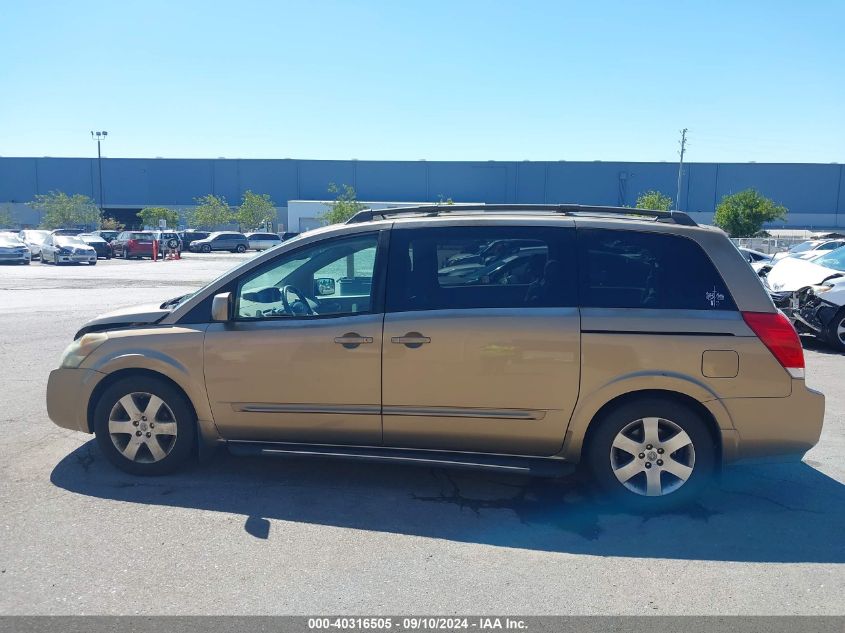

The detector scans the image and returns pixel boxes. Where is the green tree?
[235,190,276,231]
[29,191,101,229]
[190,194,232,229]
[319,183,365,225]
[635,190,673,212]
[100,217,124,230]
[0,205,14,227]
[714,188,787,237]
[137,206,179,229]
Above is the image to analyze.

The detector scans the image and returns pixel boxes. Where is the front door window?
[235,233,380,319]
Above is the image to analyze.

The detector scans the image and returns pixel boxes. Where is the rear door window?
[577,229,736,310]
[386,225,576,312]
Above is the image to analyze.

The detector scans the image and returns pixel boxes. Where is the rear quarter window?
[577,229,736,311]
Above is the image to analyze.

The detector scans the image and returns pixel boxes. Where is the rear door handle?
[334,333,373,349]
[391,332,431,348]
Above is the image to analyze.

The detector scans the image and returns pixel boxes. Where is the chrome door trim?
[233,403,381,415]
[382,406,547,420]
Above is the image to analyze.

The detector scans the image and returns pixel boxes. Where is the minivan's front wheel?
[585,398,716,510]
[93,376,195,475]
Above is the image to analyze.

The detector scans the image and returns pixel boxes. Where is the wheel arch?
[570,389,724,466]
[86,368,199,434]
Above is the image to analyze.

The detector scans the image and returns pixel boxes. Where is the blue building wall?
[2,157,843,228]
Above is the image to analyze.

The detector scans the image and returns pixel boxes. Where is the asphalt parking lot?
[0,255,843,615]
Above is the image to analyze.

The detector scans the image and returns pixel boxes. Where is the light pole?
[90,131,108,212]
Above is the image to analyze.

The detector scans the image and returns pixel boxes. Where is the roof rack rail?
[345,203,698,227]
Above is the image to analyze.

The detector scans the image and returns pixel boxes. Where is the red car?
[111,231,155,259]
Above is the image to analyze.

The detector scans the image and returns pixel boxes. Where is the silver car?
[19,229,52,260]
[245,231,282,251]
[40,234,98,265]
[0,234,31,264]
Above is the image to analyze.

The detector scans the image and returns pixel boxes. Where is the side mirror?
[211,292,232,322]
[315,277,336,296]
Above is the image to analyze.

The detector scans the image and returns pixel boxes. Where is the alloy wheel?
[609,417,695,496]
[107,392,178,463]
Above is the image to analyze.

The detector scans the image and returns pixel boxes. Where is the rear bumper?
[46,368,104,433]
[722,380,825,462]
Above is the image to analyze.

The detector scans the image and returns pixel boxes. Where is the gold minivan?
[46,205,824,507]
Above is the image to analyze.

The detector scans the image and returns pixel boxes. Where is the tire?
[90,260,97,266]
[201,244,211,253]
[823,307,845,352]
[93,376,196,475]
[584,397,717,511]
[235,244,246,253]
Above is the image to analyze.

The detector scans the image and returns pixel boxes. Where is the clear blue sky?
[1,0,843,163]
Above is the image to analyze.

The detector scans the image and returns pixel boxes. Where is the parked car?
[179,230,211,247]
[738,247,770,263]
[188,231,249,253]
[0,233,31,264]
[46,204,824,510]
[766,246,845,350]
[153,231,183,255]
[40,234,97,265]
[77,233,112,259]
[91,230,120,243]
[50,228,86,237]
[111,231,156,259]
[18,230,51,259]
[772,239,845,261]
[245,231,282,251]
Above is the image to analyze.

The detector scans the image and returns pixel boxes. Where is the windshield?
[788,242,813,253]
[812,246,845,271]
[0,236,23,246]
[25,230,50,243]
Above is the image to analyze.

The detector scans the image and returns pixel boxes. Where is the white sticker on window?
[706,287,725,308]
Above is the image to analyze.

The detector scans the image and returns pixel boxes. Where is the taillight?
[127,239,137,246]
[742,311,805,379]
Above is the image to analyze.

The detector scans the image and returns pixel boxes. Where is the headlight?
[59,333,108,369]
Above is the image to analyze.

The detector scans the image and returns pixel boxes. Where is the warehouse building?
[1,157,843,230]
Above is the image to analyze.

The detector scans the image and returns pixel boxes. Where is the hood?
[74,302,171,339]
[765,256,844,292]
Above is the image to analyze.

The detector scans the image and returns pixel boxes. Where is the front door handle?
[334,332,373,349]
[391,332,431,349]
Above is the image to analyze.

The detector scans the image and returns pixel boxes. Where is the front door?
[203,231,386,444]
[381,222,581,456]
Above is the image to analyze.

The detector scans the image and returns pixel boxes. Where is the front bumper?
[56,252,97,264]
[0,253,30,263]
[46,368,104,433]
[794,290,839,335]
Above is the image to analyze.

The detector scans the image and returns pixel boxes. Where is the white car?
[19,229,52,260]
[245,231,282,251]
[0,233,31,264]
[765,246,845,348]
[772,239,845,261]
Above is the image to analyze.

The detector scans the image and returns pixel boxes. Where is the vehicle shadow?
[801,334,845,356]
[51,441,845,563]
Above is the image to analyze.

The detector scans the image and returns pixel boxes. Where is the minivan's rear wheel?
[585,398,716,509]
[235,244,246,253]
[94,376,195,475]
